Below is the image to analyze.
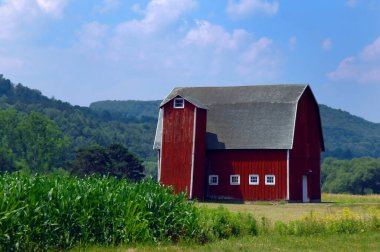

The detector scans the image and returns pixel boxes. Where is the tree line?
[0,109,144,181]
[322,157,380,194]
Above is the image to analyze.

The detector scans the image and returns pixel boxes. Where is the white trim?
[302,175,310,203]
[173,97,184,108]
[189,107,197,199]
[249,174,259,185]
[158,108,164,182]
[209,175,218,185]
[230,175,240,185]
[286,150,290,200]
[265,175,276,185]
[157,150,161,182]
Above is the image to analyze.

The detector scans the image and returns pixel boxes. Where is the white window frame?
[249,174,259,185]
[265,175,276,185]
[230,175,240,185]
[173,98,184,108]
[209,175,218,185]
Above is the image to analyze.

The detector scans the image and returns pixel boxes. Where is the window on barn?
[173,98,184,108]
[265,175,275,185]
[230,175,240,185]
[249,174,259,185]
[209,175,218,185]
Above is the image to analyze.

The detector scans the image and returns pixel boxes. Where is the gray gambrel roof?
[154,84,322,150]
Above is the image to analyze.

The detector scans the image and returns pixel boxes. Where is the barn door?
[302,176,310,203]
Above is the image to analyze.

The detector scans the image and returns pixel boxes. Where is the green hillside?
[2,74,380,165]
[0,75,157,162]
[320,104,380,159]
[90,100,161,119]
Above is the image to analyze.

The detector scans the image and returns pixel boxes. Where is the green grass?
[199,193,380,223]
[322,193,380,203]
[73,232,380,252]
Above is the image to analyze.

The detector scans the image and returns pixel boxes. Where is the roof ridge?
[174,84,308,90]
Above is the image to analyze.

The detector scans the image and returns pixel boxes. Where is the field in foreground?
[76,194,380,252]
[74,232,380,252]
[199,193,380,223]
[1,173,379,251]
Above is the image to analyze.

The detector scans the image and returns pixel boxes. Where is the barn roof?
[154,84,321,150]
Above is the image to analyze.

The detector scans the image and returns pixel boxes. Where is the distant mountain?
[0,75,157,162]
[90,100,161,119]
[1,74,380,164]
[320,104,380,159]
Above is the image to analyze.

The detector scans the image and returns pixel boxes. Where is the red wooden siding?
[160,99,195,196]
[206,150,287,201]
[289,87,322,202]
[191,108,207,199]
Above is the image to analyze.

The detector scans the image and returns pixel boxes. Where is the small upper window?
[174,98,184,108]
[265,175,275,185]
[209,175,218,185]
[249,175,259,185]
[230,175,240,185]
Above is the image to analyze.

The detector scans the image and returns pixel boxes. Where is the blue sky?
[1,0,380,122]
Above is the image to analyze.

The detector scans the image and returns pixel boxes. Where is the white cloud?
[36,0,68,17]
[240,37,272,63]
[0,0,33,40]
[226,0,279,19]
[182,20,249,50]
[78,22,109,49]
[117,0,197,35]
[182,20,279,80]
[360,36,380,60]
[328,37,380,83]
[0,0,68,41]
[130,3,144,15]
[322,38,332,50]
[237,37,278,79]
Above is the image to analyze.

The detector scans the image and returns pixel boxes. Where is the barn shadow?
[206,132,226,149]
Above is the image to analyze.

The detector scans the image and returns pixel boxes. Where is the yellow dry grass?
[197,193,380,223]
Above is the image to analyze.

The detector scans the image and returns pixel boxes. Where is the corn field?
[1,174,380,251]
[0,174,200,251]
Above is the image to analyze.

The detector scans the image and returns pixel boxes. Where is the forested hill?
[1,74,380,162]
[90,100,161,119]
[320,105,380,159]
[0,75,157,161]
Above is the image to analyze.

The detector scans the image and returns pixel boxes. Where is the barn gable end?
[159,96,207,199]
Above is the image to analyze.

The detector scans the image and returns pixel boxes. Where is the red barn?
[153,84,324,202]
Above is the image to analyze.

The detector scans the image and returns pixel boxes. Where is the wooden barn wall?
[160,99,195,196]
[206,150,287,201]
[192,108,207,199]
[289,88,322,201]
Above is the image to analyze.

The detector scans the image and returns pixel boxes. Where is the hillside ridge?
[1,74,380,160]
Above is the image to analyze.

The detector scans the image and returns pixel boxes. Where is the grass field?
[198,193,380,223]
[322,193,380,203]
[76,193,380,252]
[75,232,380,252]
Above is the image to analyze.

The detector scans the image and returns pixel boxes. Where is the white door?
[302,175,310,203]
